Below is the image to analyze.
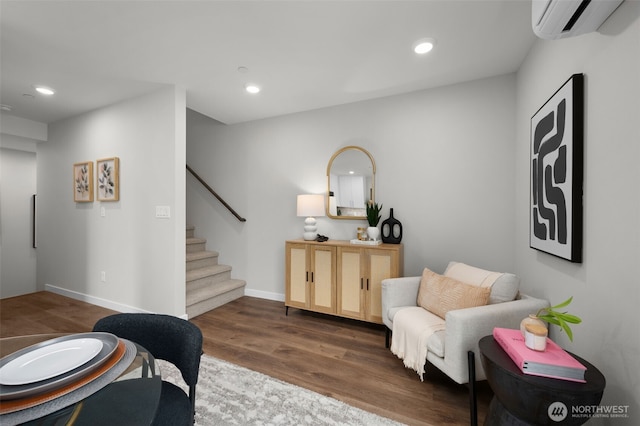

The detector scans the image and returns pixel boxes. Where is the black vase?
[381,208,402,244]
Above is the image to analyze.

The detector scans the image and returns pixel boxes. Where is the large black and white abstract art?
[530,74,584,263]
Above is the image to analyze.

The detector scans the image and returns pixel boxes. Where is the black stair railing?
[186,164,247,222]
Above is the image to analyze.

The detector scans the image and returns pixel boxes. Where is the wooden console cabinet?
[285,240,403,324]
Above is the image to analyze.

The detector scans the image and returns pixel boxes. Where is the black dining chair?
[92,313,203,426]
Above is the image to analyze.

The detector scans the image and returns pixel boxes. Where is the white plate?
[0,338,103,385]
[0,333,119,400]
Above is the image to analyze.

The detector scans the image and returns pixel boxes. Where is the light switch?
[155,206,171,218]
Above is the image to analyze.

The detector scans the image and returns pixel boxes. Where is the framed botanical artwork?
[73,161,94,202]
[530,74,584,263]
[97,157,120,201]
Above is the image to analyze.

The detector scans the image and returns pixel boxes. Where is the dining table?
[0,333,163,425]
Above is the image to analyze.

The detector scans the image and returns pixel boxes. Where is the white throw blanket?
[390,306,446,381]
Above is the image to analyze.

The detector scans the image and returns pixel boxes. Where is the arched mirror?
[326,146,375,219]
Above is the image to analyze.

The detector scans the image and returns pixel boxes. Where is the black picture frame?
[530,74,584,263]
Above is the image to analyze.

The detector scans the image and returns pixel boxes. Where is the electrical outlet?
[100,271,106,282]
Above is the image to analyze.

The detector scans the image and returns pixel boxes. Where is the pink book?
[493,327,586,383]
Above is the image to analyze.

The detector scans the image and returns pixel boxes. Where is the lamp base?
[303,217,317,240]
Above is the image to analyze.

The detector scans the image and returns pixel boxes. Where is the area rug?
[158,355,404,426]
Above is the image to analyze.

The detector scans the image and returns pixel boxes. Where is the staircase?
[186,225,246,318]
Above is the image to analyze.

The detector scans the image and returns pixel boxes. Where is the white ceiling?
[0,0,536,125]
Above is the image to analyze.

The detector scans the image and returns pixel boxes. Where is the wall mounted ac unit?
[532,0,624,39]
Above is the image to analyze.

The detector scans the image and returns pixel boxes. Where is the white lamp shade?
[296,194,325,217]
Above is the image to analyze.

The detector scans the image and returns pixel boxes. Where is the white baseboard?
[45,284,279,319]
[45,284,154,315]
[244,288,285,302]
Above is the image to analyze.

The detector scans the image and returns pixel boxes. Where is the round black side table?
[479,335,605,425]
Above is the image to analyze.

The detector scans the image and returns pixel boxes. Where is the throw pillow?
[444,261,520,304]
[417,267,491,319]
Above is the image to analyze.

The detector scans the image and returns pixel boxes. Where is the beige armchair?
[381,262,548,424]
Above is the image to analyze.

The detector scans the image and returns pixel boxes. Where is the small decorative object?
[520,314,547,337]
[97,157,120,201]
[357,227,367,241]
[297,194,325,241]
[381,208,403,244]
[366,202,382,241]
[367,227,380,242]
[524,323,548,351]
[73,161,94,202]
[535,296,582,342]
[530,74,584,263]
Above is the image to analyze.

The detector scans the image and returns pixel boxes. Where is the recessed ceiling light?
[35,86,55,95]
[413,38,436,55]
[245,84,261,94]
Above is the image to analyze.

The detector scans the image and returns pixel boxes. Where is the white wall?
[37,87,187,316]
[515,2,640,422]
[0,115,46,298]
[187,74,517,300]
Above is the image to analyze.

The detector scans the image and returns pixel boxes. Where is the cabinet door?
[364,249,396,324]
[337,247,365,320]
[309,245,336,314]
[285,243,309,309]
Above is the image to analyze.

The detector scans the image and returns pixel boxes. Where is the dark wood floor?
[0,292,493,425]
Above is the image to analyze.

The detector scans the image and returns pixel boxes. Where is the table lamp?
[297,194,325,240]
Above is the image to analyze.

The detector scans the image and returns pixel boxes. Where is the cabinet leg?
[285,306,289,316]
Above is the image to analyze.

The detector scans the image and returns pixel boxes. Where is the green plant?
[536,296,582,341]
[366,202,383,227]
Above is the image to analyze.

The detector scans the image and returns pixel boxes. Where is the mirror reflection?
[326,146,375,219]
